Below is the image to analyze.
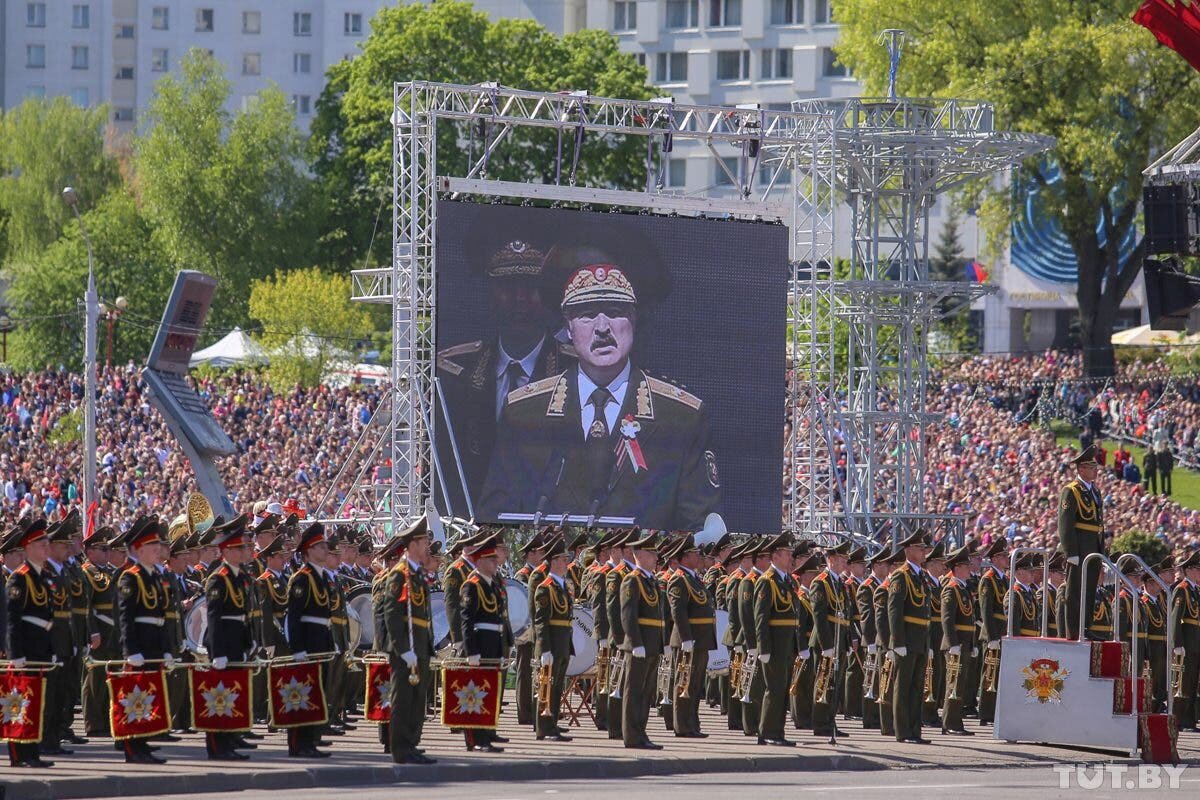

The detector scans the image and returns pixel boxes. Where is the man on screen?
[479,249,722,530]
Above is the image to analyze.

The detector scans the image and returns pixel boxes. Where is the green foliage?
[0,97,120,261]
[309,0,652,267]
[1109,530,1169,567]
[249,267,377,388]
[47,407,83,447]
[833,0,1200,376]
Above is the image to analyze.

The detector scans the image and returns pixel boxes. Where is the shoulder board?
[217,566,230,577]
[259,571,272,581]
[436,341,482,375]
[880,579,890,589]
[467,574,481,584]
[645,376,702,410]
[982,568,996,579]
[540,576,554,588]
[15,564,30,575]
[506,374,561,404]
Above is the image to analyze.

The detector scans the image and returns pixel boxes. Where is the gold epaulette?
[645,376,702,410]
[436,340,482,376]
[506,374,560,404]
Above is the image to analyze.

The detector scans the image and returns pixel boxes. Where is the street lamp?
[62,186,98,532]
[0,308,14,363]
[102,296,128,368]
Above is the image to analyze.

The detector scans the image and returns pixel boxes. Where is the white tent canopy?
[1110,324,1200,347]
[188,327,269,368]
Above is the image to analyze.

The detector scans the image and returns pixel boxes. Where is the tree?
[309,0,652,268]
[930,209,975,351]
[136,50,318,328]
[833,1,1200,376]
[249,268,377,388]
[0,97,120,262]
[1109,530,1169,569]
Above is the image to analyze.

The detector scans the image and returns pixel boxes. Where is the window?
[70,87,89,106]
[114,107,134,122]
[761,48,793,80]
[115,24,135,38]
[243,11,261,34]
[823,48,847,77]
[770,0,799,25]
[26,86,46,99]
[665,0,698,29]
[115,66,134,80]
[344,12,363,35]
[292,94,311,115]
[294,12,312,36]
[151,6,168,30]
[242,53,261,76]
[613,1,636,31]
[196,8,214,32]
[667,158,687,188]
[152,48,169,72]
[655,52,687,84]
[72,4,90,28]
[759,161,791,186]
[716,50,750,81]
[26,3,46,27]
[715,156,740,186]
[72,46,89,70]
[814,0,831,24]
[294,53,312,74]
[26,44,46,68]
[709,0,741,27]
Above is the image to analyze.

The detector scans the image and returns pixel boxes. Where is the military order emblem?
[1021,657,1069,704]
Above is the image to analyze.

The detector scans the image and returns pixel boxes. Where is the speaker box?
[1144,258,1200,331]
[1143,184,1192,256]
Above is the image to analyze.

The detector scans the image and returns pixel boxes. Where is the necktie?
[505,359,527,393]
[587,387,611,440]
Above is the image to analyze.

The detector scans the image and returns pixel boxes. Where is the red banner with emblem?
[441,667,502,730]
[267,661,327,728]
[0,670,47,743]
[189,667,254,733]
[107,669,172,740]
[364,661,392,722]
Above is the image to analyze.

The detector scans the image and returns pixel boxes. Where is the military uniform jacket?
[657,570,675,643]
[6,562,54,661]
[1057,478,1105,560]
[668,567,716,650]
[887,564,932,651]
[384,560,434,658]
[589,563,612,642]
[738,571,760,650]
[606,563,630,647]
[44,563,73,660]
[808,569,850,652]
[940,576,976,650]
[703,565,725,606]
[256,568,290,650]
[978,567,1008,642]
[461,570,507,659]
[722,567,745,648]
[1005,583,1041,637]
[204,562,253,660]
[753,567,800,658]
[1036,582,1060,638]
[1171,580,1200,650]
[1092,585,1115,637]
[117,560,169,659]
[533,575,575,659]
[480,365,722,530]
[795,584,815,649]
[1115,587,1147,645]
[443,557,473,646]
[65,560,88,644]
[1141,591,1168,648]
[856,575,879,648]
[872,579,891,651]
[371,569,391,654]
[83,560,119,653]
[620,569,665,656]
[567,561,584,598]
[285,563,335,654]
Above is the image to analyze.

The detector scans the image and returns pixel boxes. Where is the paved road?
[118,767,1200,800]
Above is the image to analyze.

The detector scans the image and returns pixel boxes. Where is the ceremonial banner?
[441,667,502,730]
[189,667,253,733]
[267,661,327,728]
[107,669,172,740]
[0,670,47,743]
[364,661,392,723]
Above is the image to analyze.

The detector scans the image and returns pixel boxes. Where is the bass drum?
[505,579,530,643]
[346,584,372,651]
[183,596,208,657]
[430,590,452,651]
[567,606,598,677]
[707,608,730,674]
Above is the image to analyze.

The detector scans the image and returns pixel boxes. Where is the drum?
[346,584,372,651]
[567,606,598,677]
[707,608,730,674]
[505,579,530,643]
[431,590,451,651]
[183,596,208,656]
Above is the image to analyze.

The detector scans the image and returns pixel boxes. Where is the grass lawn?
[1050,423,1200,509]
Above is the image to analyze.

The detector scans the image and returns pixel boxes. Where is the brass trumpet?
[609,650,627,700]
[728,649,744,697]
[787,653,808,697]
[945,651,961,702]
[675,647,694,699]
[1171,650,1186,700]
[738,655,758,704]
[878,652,895,700]
[813,653,835,705]
[862,650,879,701]
[536,658,553,718]
[657,653,675,706]
[923,655,935,703]
[982,646,1001,693]
[596,645,611,696]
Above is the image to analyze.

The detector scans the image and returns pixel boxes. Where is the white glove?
[292,651,308,662]
[821,648,835,658]
[1174,647,1185,656]
[127,653,145,667]
[681,640,695,653]
[10,657,26,669]
[598,638,609,649]
[800,649,810,660]
[867,644,878,655]
[632,646,646,659]
[928,648,934,658]
[664,644,674,657]
[467,654,481,667]
[734,645,744,655]
[540,651,553,667]
[949,645,961,656]
[163,654,176,669]
[758,652,771,664]
[894,646,908,657]
[1067,556,1080,566]
[90,634,101,650]
[987,640,1001,651]
[401,650,417,668]
[212,656,229,670]
[972,647,979,658]
[748,648,759,659]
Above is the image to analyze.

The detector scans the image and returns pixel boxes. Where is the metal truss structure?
[788,95,1052,542]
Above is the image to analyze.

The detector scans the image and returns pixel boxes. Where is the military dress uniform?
[722,563,747,730]
[753,562,800,744]
[667,561,716,736]
[284,538,336,758]
[940,570,977,733]
[383,550,435,763]
[1170,573,1200,729]
[40,560,73,753]
[702,560,726,710]
[977,563,1008,724]
[116,552,172,763]
[443,553,474,656]
[513,558,540,727]
[856,572,881,728]
[1141,586,1169,712]
[620,563,666,748]
[872,570,895,737]
[789,573,816,731]
[254,561,290,723]
[532,568,574,739]
[887,560,932,743]
[459,564,507,751]
[1057,465,1106,640]
[4,521,55,768]
[81,553,119,736]
[605,559,631,739]
[808,566,849,737]
[203,556,254,759]
[738,566,764,737]
[588,556,613,731]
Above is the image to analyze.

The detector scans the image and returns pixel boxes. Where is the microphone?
[534,454,566,528]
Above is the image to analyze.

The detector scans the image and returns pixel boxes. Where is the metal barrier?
[1006,547,1050,638]
[1115,553,1176,717]
[1080,553,1141,716]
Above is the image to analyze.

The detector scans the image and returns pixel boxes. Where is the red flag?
[1134,0,1200,72]
[267,661,327,728]
[0,670,47,743]
[440,666,502,730]
[364,661,392,723]
[107,669,172,740]
[189,667,254,733]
